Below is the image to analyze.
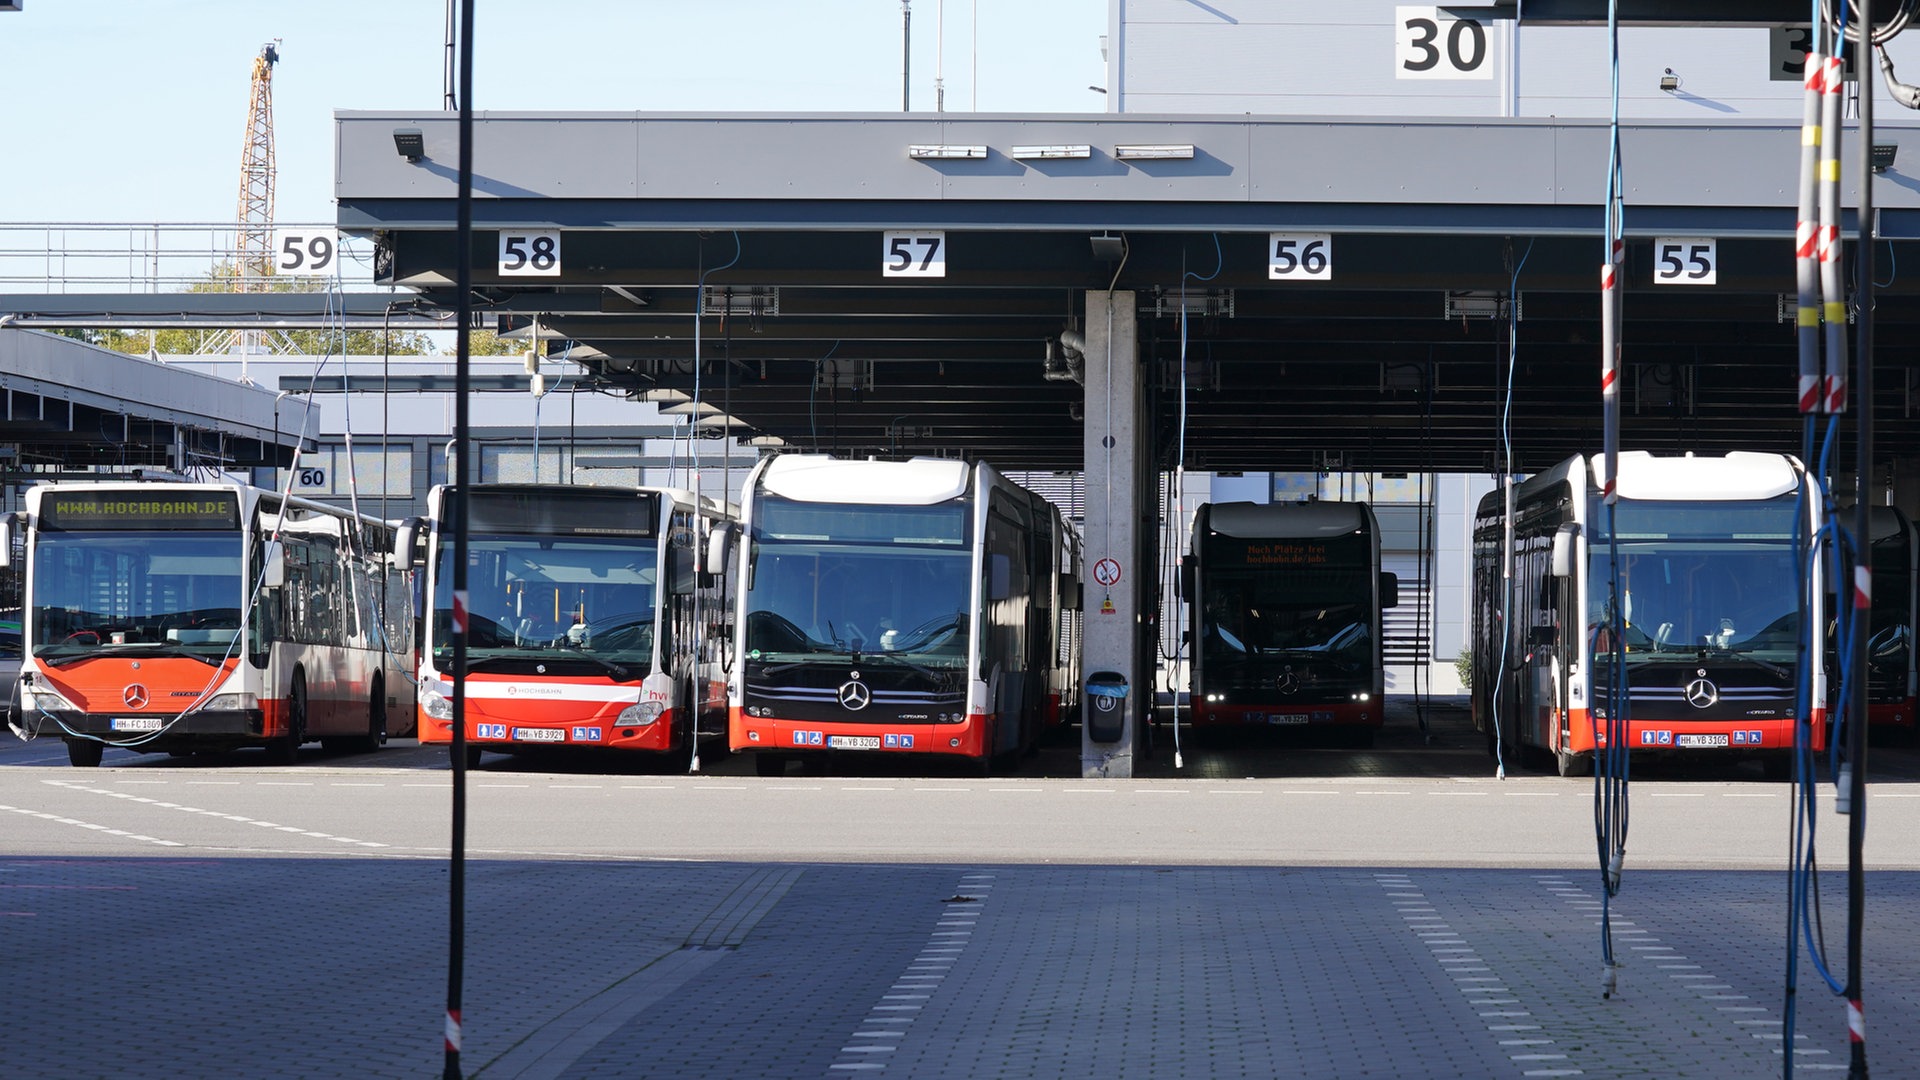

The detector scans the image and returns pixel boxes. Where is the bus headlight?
[617,701,665,726]
[421,688,453,720]
[22,686,78,713]
[205,693,258,711]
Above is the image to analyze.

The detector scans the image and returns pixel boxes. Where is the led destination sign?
[40,491,240,531]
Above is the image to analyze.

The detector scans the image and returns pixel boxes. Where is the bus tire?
[353,681,387,754]
[753,754,787,778]
[267,673,306,765]
[1556,748,1591,778]
[66,739,104,768]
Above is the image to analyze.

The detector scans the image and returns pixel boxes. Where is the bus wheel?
[1556,748,1592,778]
[66,739,104,768]
[354,683,387,754]
[753,754,787,778]
[267,674,306,765]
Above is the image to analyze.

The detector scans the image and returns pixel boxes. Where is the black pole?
[443,2,474,1077]
[1847,4,1873,1078]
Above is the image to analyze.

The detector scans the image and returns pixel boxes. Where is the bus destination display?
[39,491,240,531]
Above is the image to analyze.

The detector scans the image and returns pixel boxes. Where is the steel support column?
[1082,290,1147,777]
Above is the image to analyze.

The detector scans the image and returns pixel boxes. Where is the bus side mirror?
[1379,571,1400,609]
[262,542,286,589]
[987,554,1012,602]
[1551,523,1581,577]
[704,523,736,587]
[391,518,421,569]
[1179,554,1196,601]
[1062,575,1083,611]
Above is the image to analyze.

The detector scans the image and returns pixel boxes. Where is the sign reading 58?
[499,231,561,277]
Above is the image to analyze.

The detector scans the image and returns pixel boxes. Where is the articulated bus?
[726,455,1079,775]
[1471,451,1822,778]
[1865,505,1919,739]
[410,484,733,767]
[1182,501,1397,744]
[4,479,414,767]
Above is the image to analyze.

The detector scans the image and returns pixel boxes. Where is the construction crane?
[235,40,279,293]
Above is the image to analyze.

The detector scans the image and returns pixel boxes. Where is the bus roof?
[1597,451,1801,501]
[759,455,971,505]
[1203,500,1369,538]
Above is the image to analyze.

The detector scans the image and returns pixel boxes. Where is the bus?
[409,484,733,767]
[1864,505,1918,740]
[1471,451,1822,778]
[4,478,414,767]
[1181,501,1397,745]
[725,455,1078,776]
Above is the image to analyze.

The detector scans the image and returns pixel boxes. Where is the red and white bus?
[1865,505,1918,739]
[4,479,414,767]
[1471,451,1824,777]
[725,455,1078,775]
[408,484,733,767]
[1181,500,1397,744]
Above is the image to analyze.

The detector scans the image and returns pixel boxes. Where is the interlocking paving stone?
[0,858,1914,1078]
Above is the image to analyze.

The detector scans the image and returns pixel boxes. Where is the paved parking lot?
[3,699,1918,1078]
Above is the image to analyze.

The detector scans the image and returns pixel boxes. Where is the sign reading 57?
[883,231,946,277]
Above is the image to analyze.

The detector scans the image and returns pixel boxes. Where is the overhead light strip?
[1114,143,1195,160]
[908,144,988,160]
[1011,144,1092,160]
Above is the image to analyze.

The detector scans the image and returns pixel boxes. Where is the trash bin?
[1085,671,1128,744]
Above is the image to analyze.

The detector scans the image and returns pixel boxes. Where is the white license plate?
[1269,713,1311,725]
[1676,733,1730,748]
[512,727,567,743]
[829,735,881,750]
[111,717,165,732]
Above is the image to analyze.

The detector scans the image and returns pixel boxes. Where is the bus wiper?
[465,652,632,680]
[38,642,216,668]
[859,650,945,683]
[1697,645,1791,680]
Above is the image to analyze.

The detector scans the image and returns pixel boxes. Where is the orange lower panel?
[1870,699,1917,730]
[416,709,677,752]
[1565,708,1824,753]
[729,707,988,759]
[1186,700,1379,728]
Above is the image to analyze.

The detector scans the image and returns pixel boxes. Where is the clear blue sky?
[1,1,1110,226]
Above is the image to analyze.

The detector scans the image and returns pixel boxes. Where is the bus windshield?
[434,533,658,669]
[1589,495,1801,659]
[30,531,245,661]
[745,497,971,666]
[1198,548,1373,669]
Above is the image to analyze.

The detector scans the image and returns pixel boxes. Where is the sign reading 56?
[1269,233,1332,281]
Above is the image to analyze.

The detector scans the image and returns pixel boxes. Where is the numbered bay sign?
[274,231,340,276]
[1652,238,1717,285]
[882,231,946,278]
[1269,233,1333,281]
[499,230,562,277]
[1395,6,1493,80]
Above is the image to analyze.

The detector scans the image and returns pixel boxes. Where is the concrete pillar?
[1081,290,1145,778]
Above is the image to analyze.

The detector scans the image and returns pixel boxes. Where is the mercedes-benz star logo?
[837,680,872,711]
[1276,672,1300,696]
[123,684,150,710]
[1684,678,1719,709]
